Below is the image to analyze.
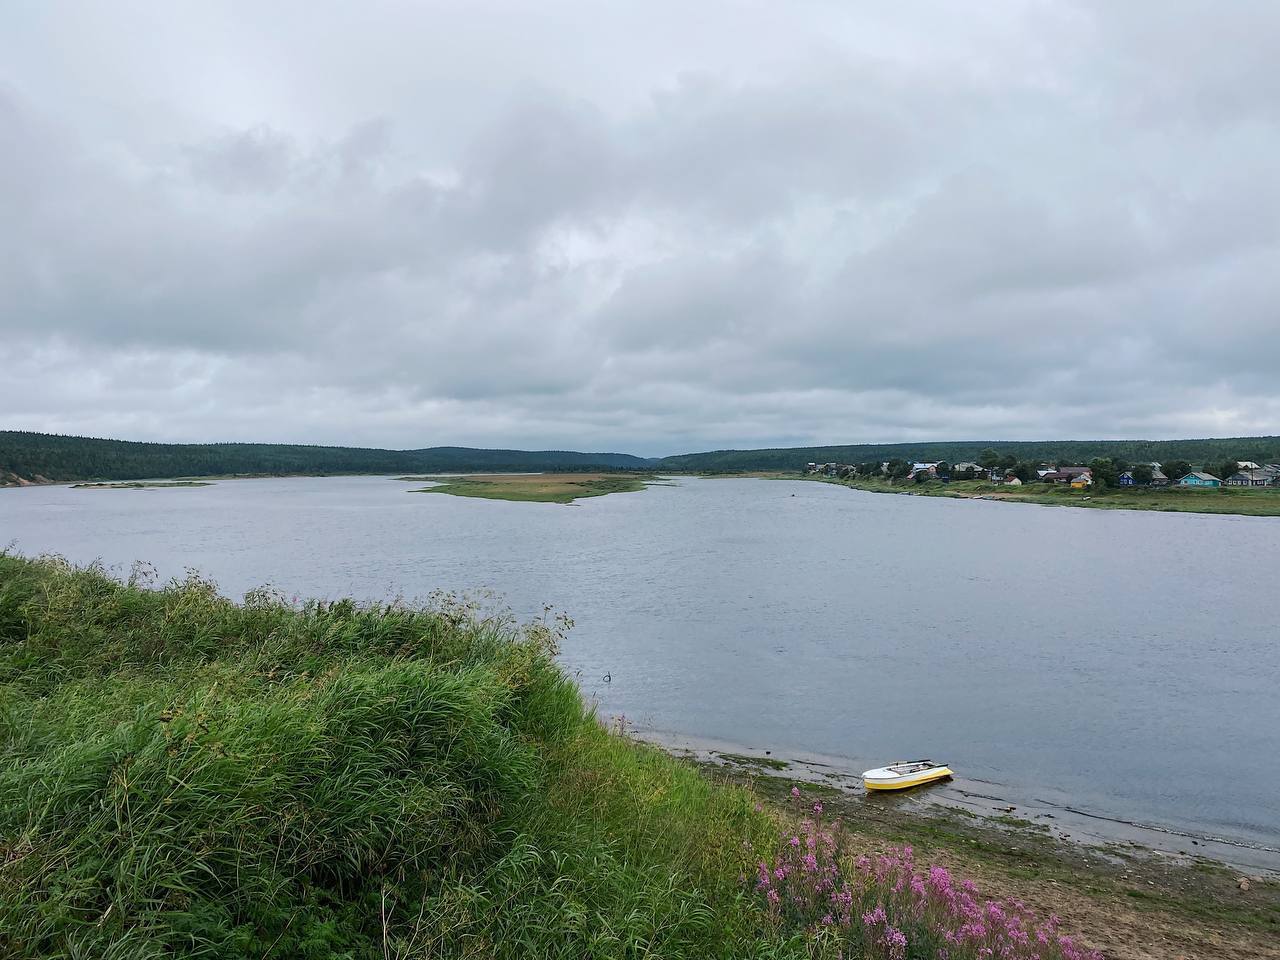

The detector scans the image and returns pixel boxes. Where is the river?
[3,475,1277,866]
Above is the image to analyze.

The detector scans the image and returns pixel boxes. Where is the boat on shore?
[862,759,952,791]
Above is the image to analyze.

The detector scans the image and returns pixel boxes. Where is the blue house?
[1178,471,1221,488]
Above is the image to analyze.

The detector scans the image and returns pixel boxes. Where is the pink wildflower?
[880,925,907,960]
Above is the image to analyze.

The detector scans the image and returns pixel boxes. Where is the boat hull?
[862,765,952,791]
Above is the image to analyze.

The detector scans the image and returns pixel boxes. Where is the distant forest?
[657,438,1280,472]
[0,432,655,483]
[4,430,1280,484]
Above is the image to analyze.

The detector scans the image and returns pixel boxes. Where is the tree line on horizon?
[662,437,1280,473]
[3,429,1280,484]
[0,431,652,483]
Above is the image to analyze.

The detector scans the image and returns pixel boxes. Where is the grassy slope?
[808,475,1280,517]
[409,473,654,504]
[0,556,792,960]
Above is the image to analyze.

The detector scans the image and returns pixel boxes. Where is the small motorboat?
[862,759,952,791]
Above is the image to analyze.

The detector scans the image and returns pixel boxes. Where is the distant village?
[804,458,1280,489]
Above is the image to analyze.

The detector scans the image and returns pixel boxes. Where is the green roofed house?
[1178,471,1221,488]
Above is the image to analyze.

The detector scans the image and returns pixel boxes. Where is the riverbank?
[660,740,1279,960]
[803,474,1280,517]
[2,553,1141,959]
[401,471,663,503]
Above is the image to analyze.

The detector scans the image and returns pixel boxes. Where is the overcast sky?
[3,1,1278,455]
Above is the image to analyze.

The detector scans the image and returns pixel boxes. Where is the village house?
[1225,468,1272,487]
[1178,471,1221,488]
[1118,465,1169,486]
[1041,466,1092,484]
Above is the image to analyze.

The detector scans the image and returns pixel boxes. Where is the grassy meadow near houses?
[802,454,1280,516]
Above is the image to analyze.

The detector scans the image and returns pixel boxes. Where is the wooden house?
[1178,471,1221,488]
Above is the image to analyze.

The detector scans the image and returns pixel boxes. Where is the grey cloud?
[2,2,1279,454]
[186,126,296,193]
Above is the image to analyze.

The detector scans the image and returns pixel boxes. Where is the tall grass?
[0,555,787,959]
[1,555,1100,959]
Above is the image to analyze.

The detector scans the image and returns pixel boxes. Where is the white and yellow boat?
[862,759,952,791]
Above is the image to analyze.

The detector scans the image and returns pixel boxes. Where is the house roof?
[1182,471,1219,481]
[1057,466,1092,477]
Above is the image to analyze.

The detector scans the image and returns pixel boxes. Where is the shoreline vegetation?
[401,472,662,503]
[1,555,1275,959]
[796,474,1280,517]
[70,480,214,489]
[693,755,1278,960]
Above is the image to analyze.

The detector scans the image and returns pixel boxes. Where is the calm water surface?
[4,476,1278,855]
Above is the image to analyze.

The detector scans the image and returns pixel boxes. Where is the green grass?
[0,554,799,959]
[810,475,1280,517]
[716,752,790,771]
[409,473,653,504]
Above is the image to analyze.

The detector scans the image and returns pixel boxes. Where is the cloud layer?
[3,1,1278,454]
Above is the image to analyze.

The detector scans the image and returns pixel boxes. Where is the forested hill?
[7,430,1280,485]
[657,437,1280,472]
[0,432,655,483]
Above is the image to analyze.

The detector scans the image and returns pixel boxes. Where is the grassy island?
[70,480,214,489]
[404,472,657,503]
[2,555,1273,958]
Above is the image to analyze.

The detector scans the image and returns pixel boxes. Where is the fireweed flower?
[750,836,1101,959]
